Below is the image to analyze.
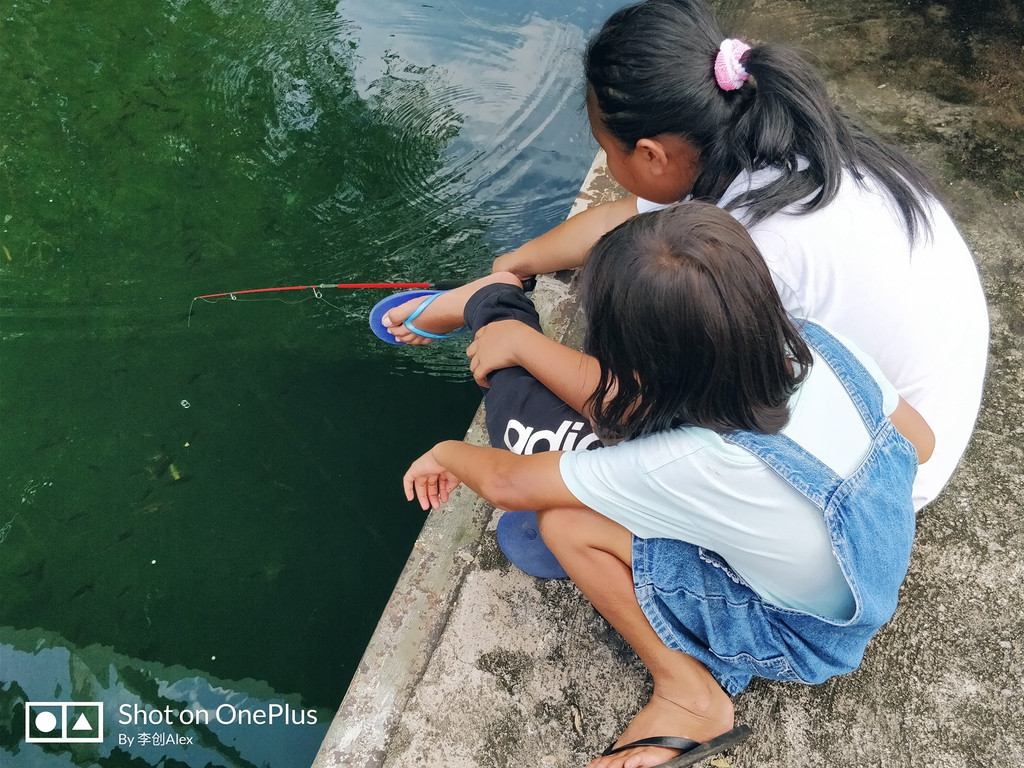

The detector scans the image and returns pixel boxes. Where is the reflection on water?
[346,3,598,241]
[2,626,328,766]
[0,0,631,765]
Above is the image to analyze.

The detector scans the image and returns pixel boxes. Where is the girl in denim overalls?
[403,204,931,768]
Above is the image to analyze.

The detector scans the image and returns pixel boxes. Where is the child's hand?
[491,251,535,280]
[466,320,536,387]
[403,447,462,511]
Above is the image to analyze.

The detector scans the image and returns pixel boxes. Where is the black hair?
[580,202,813,440]
[585,0,937,242]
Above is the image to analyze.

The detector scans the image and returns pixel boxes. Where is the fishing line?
[187,280,466,327]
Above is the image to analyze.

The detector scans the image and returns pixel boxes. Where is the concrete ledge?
[311,154,631,768]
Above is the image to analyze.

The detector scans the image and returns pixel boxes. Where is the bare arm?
[466,320,602,417]
[492,196,639,278]
[890,396,935,464]
[403,440,578,512]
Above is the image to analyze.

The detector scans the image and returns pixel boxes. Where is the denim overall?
[633,321,918,695]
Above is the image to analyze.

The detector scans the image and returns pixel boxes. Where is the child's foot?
[587,687,734,768]
[382,272,521,345]
[382,293,465,345]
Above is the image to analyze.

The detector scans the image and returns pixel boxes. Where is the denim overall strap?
[720,319,915,668]
[799,321,889,434]
[721,321,889,500]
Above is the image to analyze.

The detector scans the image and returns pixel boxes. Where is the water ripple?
[342,5,594,250]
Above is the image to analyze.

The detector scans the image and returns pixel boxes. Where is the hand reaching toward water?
[403,447,462,511]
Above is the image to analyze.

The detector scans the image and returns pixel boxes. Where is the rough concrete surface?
[314,2,1022,766]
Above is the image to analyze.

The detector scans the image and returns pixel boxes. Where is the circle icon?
[34,710,58,733]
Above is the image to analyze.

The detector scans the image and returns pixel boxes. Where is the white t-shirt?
[560,327,899,620]
[638,169,988,509]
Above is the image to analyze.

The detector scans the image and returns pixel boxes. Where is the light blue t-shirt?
[559,326,899,620]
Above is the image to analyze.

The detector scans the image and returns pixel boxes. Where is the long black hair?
[585,0,937,242]
[581,202,813,440]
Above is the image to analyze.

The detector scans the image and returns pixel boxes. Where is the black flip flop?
[602,725,752,767]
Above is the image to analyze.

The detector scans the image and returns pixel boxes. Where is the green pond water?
[0,0,631,764]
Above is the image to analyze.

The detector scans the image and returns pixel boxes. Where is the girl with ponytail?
[477,0,988,511]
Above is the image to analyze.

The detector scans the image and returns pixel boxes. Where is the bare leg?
[382,271,521,345]
[538,507,734,768]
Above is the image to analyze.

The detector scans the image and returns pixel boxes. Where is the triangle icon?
[72,712,93,731]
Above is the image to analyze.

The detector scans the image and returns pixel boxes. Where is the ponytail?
[722,45,937,241]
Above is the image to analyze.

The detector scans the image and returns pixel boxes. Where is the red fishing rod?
[187,277,536,330]
[187,279,472,328]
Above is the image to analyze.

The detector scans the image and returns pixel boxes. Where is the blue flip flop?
[369,290,468,344]
[495,510,568,579]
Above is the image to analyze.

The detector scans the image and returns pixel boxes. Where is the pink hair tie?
[714,38,751,91]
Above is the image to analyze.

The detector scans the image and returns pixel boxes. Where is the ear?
[634,138,672,176]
